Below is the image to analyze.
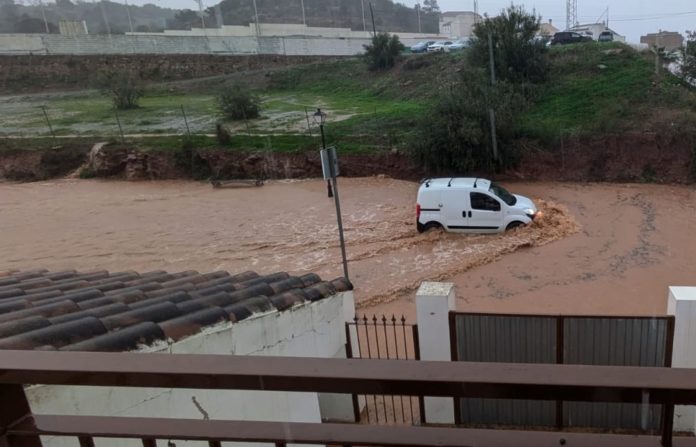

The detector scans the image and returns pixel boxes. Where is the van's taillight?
[416,204,421,219]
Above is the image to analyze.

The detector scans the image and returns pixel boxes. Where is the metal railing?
[346,314,423,425]
[2,350,696,446]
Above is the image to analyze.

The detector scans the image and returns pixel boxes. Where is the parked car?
[598,31,614,42]
[416,178,538,233]
[410,41,436,53]
[427,41,454,52]
[447,39,470,52]
[550,32,593,45]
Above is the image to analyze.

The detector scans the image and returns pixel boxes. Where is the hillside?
[2,42,695,183]
[199,0,439,33]
[0,0,440,35]
[0,0,178,34]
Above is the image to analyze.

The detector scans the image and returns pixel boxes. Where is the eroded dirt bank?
[1,178,692,316]
[1,131,694,183]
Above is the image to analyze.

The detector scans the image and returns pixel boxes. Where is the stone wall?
[0,53,327,92]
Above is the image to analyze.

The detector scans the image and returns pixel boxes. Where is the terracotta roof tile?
[0,269,352,352]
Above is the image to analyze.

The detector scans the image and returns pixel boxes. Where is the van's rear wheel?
[506,221,525,231]
[418,221,442,233]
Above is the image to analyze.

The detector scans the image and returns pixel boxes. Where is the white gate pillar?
[667,286,696,433]
[416,281,456,424]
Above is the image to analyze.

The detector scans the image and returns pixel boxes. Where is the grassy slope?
[520,42,696,142]
[3,45,693,155]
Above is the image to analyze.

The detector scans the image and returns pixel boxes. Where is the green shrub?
[79,167,96,179]
[410,69,527,173]
[217,84,260,121]
[363,32,405,71]
[94,70,145,110]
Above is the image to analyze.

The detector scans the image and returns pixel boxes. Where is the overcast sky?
[83,0,696,42]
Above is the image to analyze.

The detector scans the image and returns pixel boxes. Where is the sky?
[68,0,696,43]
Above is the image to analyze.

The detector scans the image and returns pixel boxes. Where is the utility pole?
[194,0,205,28]
[252,0,260,36]
[416,3,421,34]
[98,0,112,36]
[487,30,499,163]
[124,0,133,33]
[488,32,496,86]
[300,0,306,26]
[369,2,376,36]
[360,0,366,32]
[38,0,50,33]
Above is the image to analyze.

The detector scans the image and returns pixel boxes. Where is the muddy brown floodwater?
[1,178,694,318]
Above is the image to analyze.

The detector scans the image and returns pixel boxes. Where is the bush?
[363,32,405,71]
[95,71,145,110]
[410,69,527,173]
[217,84,260,121]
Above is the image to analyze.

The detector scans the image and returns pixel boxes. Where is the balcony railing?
[2,350,696,446]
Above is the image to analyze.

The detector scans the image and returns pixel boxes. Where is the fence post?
[40,105,56,143]
[666,287,696,434]
[181,105,192,137]
[0,384,42,446]
[114,111,125,143]
[415,281,456,424]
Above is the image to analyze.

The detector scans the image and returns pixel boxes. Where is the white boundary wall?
[27,291,356,447]
[0,33,441,56]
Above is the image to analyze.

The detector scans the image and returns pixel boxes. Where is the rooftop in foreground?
[0,268,352,352]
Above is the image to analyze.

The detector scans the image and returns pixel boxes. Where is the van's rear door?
[441,189,469,231]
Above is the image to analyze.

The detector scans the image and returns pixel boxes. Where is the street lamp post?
[314,108,350,282]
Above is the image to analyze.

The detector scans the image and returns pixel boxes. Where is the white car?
[427,41,454,52]
[447,39,471,51]
[416,178,538,233]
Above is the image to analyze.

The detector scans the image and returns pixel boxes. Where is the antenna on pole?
[566,0,577,30]
[474,0,479,23]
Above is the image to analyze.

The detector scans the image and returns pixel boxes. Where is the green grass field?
[1,44,693,154]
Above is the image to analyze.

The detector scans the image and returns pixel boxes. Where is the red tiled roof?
[0,269,351,352]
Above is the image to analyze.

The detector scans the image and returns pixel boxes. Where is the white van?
[416,178,538,233]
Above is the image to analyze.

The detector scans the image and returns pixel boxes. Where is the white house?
[439,11,482,39]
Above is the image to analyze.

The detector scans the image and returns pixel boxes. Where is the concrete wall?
[27,291,356,447]
[132,22,444,40]
[0,33,438,56]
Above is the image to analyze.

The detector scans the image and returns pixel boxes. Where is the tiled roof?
[0,269,352,352]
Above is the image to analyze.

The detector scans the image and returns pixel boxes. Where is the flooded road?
[1,178,693,316]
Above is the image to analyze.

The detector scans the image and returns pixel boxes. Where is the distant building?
[569,23,625,42]
[439,11,482,39]
[59,20,88,36]
[641,31,684,51]
[539,19,559,37]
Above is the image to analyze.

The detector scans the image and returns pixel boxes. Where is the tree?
[218,84,260,121]
[469,6,549,85]
[421,0,440,14]
[411,70,527,173]
[96,71,145,110]
[682,31,696,84]
[363,32,405,71]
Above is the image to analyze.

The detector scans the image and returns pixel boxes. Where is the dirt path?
[0,179,693,317]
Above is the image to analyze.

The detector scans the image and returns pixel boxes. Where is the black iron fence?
[346,314,424,425]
